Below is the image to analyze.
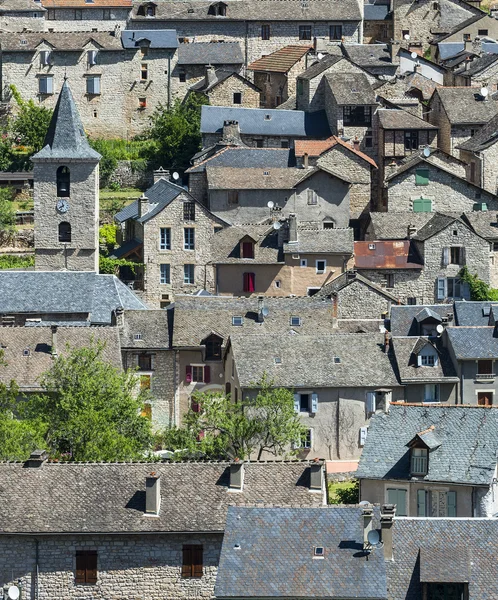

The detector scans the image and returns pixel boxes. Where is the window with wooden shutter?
[447,491,456,517]
[437,277,446,300]
[182,545,203,578]
[417,489,427,516]
[75,551,97,585]
[387,488,407,516]
[186,365,192,384]
[413,198,431,212]
[311,393,318,413]
[415,169,429,186]
[243,272,255,293]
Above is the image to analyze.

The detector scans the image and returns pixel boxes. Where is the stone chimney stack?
[229,460,244,491]
[51,325,58,357]
[309,458,324,492]
[352,137,360,151]
[288,213,298,244]
[138,193,149,218]
[362,503,374,550]
[332,293,338,329]
[154,167,170,183]
[407,224,417,238]
[205,65,217,87]
[145,473,161,516]
[113,306,124,328]
[303,152,309,168]
[257,296,266,323]
[220,120,245,146]
[25,450,48,468]
[381,504,396,560]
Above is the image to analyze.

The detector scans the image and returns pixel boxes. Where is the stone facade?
[332,277,399,319]
[459,142,498,195]
[453,59,498,91]
[252,52,309,108]
[201,73,260,108]
[44,7,131,31]
[0,533,222,600]
[0,8,45,32]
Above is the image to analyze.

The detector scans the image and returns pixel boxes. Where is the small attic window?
[334,357,341,364]
[368,243,376,250]
[290,316,301,326]
[208,2,227,15]
[264,114,271,120]
[410,447,428,476]
[232,316,243,326]
[23,349,30,357]
[134,333,143,340]
[274,357,282,364]
[483,306,491,317]
[314,547,324,557]
[263,170,270,176]
[20,39,27,45]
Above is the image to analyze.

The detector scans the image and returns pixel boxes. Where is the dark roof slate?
[326,72,377,105]
[458,112,498,151]
[392,336,458,383]
[283,228,354,254]
[434,87,498,125]
[377,108,437,130]
[446,326,498,359]
[119,309,170,348]
[187,147,295,173]
[453,300,498,326]
[298,54,343,80]
[121,29,178,49]
[390,304,454,337]
[177,42,243,65]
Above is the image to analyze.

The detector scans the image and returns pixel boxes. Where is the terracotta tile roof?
[354,240,423,270]
[42,0,131,7]
[248,45,312,73]
[294,135,377,167]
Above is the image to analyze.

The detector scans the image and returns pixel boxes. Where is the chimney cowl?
[145,473,161,516]
[229,461,244,491]
[309,460,324,492]
[25,449,48,468]
[153,167,170,184]
[138,193,149,218]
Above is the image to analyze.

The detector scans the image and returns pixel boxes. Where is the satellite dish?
[404,34,410,40]
[273,221,282,230]
[8,588,19,600]
[436,324,444,334]
[262,307,270,317]
[411,51,418,59]
[379,325,386,333]
[267,200,275,209]
[172,171,180,180]
[317,52,324,60]
[481,86,489,97]
[359,500,370,507]
[423,147,431,158]
[367,530,382,547]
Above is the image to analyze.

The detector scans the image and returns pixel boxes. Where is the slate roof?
[462,211,498,240]
[187,147,295,173]
[177,42,243,65]
[210,225,282,264]
[190,70,258,94]
[453,300,498,326]
[412,213,465,241]
[434,87,498,125]
[0,0,46,11]
[317,271,402,303]
[392,337,458,383]
[435,13,485,43]
[294,135,378,167]
[283,228,354,255]
[390,304,454,337]
[404,71,440,101]
[121,30,178,49]
[367,213,436,240]
[0,32,123,52]
[0,272,147,325]
[354,241,423,270]
[446,326,498,359]
[43,0,131,6]
[438,42,466,60]
[297,54,343,80]
[458,112,498,151]
[230,332,399,388]
[377,108,438,130]
[356,404,498,485]
[385,149,472,183]
[0,327,122,391]
[364,3,390,20]
[0,461,324,534]
[388,519,498,598]
[200,105,331,138]
[248,45,311,73]
[326,72,377,105]
[206,166,302,190]
[215,506,387,599]
[454,52,498,78]
[342,44,393,68]
[172,295,340,347]
[119,310,170,349]
[131,0,362,22]
[32,81,101,162]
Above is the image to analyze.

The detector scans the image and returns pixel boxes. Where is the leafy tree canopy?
[459,266,498,301]
[10,85,52,154]
[0,187,15,232]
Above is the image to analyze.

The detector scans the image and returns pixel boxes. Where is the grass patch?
[328,480,359,505]
[0,254,34,269]
[100,187,142,201]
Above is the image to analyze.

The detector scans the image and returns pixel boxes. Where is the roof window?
[334,357,341,364]
[23,349,30,357]
[264,114,271,120]
[368,243,376,250]
[290,316,301,326]
[314,547,324,557]
[274,357,282,364]
[263,170,270,176]
[134,333,143,340]
[232,316,243,326]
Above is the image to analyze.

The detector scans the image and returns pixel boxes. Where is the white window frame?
[160,227,171,250]
[315,259,326,274]
[300,259,307,268]
[290,316,301,327]
[191,364,205,383]
[160,263,171,285]
[184,227,195,250]
[232,316,243,326]
[424,383,440,403]
[184,264,195,285]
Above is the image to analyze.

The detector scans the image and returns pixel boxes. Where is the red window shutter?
[75,553,86,584]
[196,430,205,441]
[192,546,203,578]
[248,272,255,292]
[243,272,249,292]
[204,365,211,383]
[86,552,98,584]
[186,365,192,383]
[182,546,193,578]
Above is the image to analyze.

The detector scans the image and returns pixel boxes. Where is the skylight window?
[290,316,301,326]
[334,357,341,364]
[232,316,243,326]
[134,333,143,340]
[314,547,324,557]
[274,357,282,364]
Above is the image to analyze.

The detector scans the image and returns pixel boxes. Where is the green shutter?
[447,491,456,517]
[415,168,429,186]
[387,489,407,516]
[417,490,427,516]
[413,198,432,213]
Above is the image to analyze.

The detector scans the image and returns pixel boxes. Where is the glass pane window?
[184,264,195,284]
[424,383,439,403]
[329,24,342,40]
[191,366,204,382]
[184,201,195,221]
[205,335,222,360]
[477,359,493,374]
[160,264,170,284]
[404,130,419,150]
[86,76,101,95]
[421,354,435,366]
[184,228,195,250]
[160,228,171,250]
[410,447,428,475]
[261,24,270,40]
[299,25,312,40]
[39,76,54,95]
[343,105,372,126]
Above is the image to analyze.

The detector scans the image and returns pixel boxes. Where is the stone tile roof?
[392,336,458,383]
[442,49,477,68]
[248,45,311,73]
[177,42,243,65]
[454,52,498,78]
[412,213,465,241]
[190,69,258,94]
[43,0,130,5]
[446,326,498,359]
[364,2,391,20]
[230,332,399,388]
[462,211,498,240]
[33,81,101,161]
[404,71,440,101]
[368,213,435,240]
[187,147,296,173]
[0,272,147,325]
[119,310,170,348]
[283,228,354,254]
[385,148,469,182]
[434,87,498,125]
[342,43,393,68]
[0,31,123,52]
[207,166,303,190]
[215,506,387,599]
[0,0,46,10]
[0,461,324,534]
[0,327,122,391]
[435,13,486,43]
[354,241,423,270]
[121,29,178,49]
[131,0,362,22]
[317,270,402,303]
[458,112,498,151]
[210,225,282,264]
[200,105,331,138]
[326,72,377,105]
[390,304,454,337]
[297,53,344,80]
[294,135,378,167]
[377,108,437,130]
[388,519,498,598]
[172,295,339,347]
[356,404,498,485]
[453,300,498,326]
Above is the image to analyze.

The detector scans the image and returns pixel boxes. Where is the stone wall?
[0,533,222,600]
[43,7,130,31]
[206,75,260,108]
[335,277,398,319]
[460,143,498,195]
[0,12,45,32]
[358,268,424,305]
[109,160,152,189]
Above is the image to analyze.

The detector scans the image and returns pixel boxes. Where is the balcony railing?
[410,455,427,476]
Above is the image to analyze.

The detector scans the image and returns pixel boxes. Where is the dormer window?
[204,334,222,361]
[417,344,438,368]
[40,50,52,66]
[208,2,227,15]
[410,447,428,476]
[421,354,435,366]
[241,240,255,259]
[146,5,156,17]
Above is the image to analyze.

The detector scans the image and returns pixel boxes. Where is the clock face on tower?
[56,199,69,214]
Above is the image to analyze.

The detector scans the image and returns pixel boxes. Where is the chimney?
[362,503,374,550]
[113,306,124,328]
[303,152,309,168]
[380,504,396,561]
[51,325,58,357]
[257,296,265,323]
[138,193,149,218]
[464,39,472,52]
[205,65,217,87]
[389,41,401,65]
[309,458,324,492]
[25,449,48,468]
[352,137,360,152]
[331,293,338,329]
[220,120,245,147]
[145,473,161,515]
[414,62,422,73]
[154,167,170,183]
[229,459,244,491]
[384,330,390,353]
[407,224,417,238]
[288,213,298,243]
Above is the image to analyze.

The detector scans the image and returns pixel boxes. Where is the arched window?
[57,166,70,197]
[208,2,226,15]
[59,221,71,243]
[204,334,223,361]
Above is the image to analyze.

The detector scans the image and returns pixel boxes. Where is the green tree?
[162,376,307,460]
[144,94,209,173]
[99,223,118,254]
[0,187,15,232]
[459,266,498,301]
[10,85,53,153]
[25,341,152,461]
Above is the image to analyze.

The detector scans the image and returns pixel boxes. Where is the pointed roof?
[32,80,101,161]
